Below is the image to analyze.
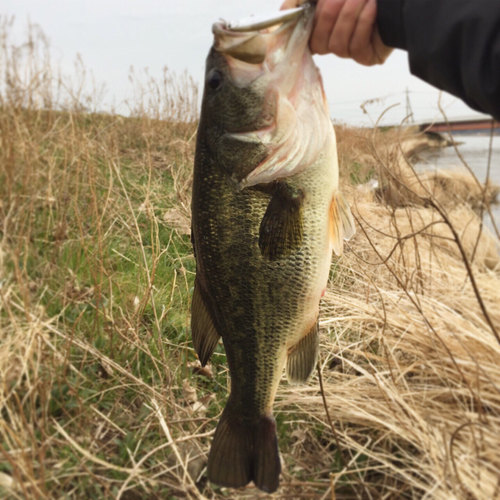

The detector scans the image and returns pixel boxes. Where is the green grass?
[0,104,209,498]
[349,161,375,185]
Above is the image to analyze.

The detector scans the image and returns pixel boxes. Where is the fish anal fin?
[208,403,281,493]
[191,280,220,367]
[329,191,355,256]
[286,321,319,385]
[259,183,304,261]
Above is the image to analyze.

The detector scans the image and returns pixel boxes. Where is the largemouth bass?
[191,3,355,493]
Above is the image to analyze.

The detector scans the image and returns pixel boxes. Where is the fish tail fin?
[208,403,281,493]
[253,415,281,492]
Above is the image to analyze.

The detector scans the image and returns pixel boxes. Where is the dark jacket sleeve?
[377,0,500,121]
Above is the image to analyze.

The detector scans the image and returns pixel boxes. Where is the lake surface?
[415,134,500,236]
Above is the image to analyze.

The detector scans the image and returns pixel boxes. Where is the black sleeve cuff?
[377,0,407,50]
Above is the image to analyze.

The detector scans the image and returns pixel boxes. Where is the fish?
[191,2,355,493]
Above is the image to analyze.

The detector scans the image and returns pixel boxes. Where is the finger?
[280,0,313,9]
[310,0,345,55]
[328,0,368,59]
[349,0,377,65]
[373,27,394,64]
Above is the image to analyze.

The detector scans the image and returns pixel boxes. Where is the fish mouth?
[212,4,313,69]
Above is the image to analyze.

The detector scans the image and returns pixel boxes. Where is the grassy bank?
[1,22,500,500]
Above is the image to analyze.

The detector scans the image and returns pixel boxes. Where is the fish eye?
[207,70,223,91]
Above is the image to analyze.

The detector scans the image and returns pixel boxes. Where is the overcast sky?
[1,0,484,125]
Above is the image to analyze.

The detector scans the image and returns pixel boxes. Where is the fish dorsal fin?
[329,191,356,256]
[191,279,221,366]
[259,182,304,261]
[286,320,319,385]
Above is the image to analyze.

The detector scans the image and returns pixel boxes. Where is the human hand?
[281,0,393,66]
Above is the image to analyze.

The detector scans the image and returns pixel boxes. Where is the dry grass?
[0,20,204,500]
[1,20,500,500]
[275,127,500,499]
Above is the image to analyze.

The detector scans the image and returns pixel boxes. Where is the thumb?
[373,27,393,64]
[281,0,316,10]
[280,0,299,9]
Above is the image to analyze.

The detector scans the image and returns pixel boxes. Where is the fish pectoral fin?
[330,190,356,256]
[259,182,304,261]
[286,320,319,385]
[208,403,281,493]
[191,280,221,366]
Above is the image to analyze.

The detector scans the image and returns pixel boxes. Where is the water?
[415,134,500,236]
